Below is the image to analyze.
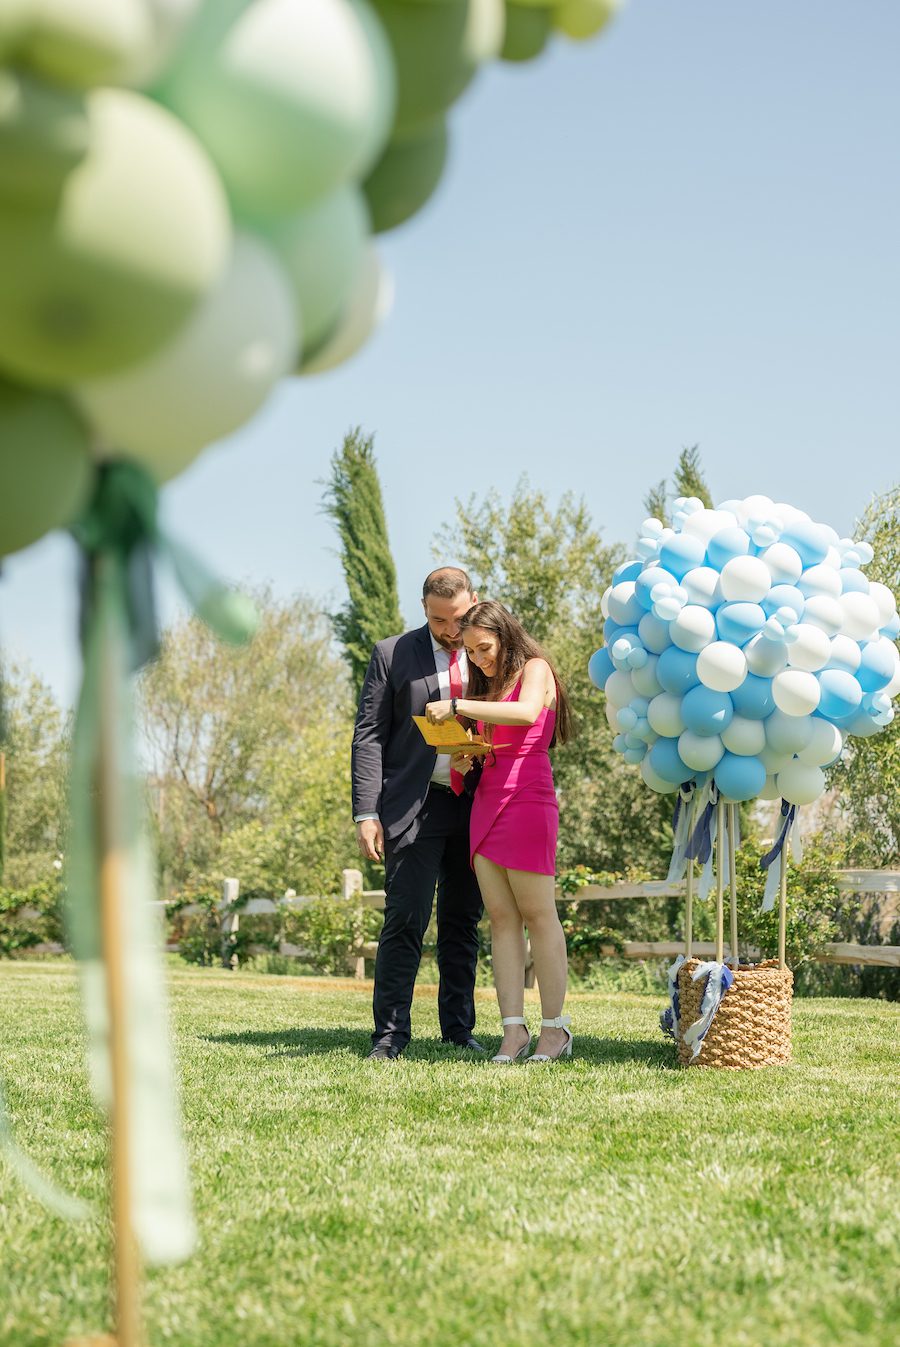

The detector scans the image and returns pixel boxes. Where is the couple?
[352,567,573,1064]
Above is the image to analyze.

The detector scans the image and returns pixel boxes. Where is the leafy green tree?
[436,477,674,876]
[139,589,356,894]
[644,445,713,523]
[322,427,403,697]
[673,444,714,507]
[830,484,900,864]
[0,663,68,888]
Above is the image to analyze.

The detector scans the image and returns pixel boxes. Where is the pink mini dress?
[469,678,559,876]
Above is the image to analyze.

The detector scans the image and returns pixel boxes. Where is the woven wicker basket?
[676,958,793,1070]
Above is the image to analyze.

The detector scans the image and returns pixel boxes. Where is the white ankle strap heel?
[491,1016,531,1064]
[527,1014,573,1063]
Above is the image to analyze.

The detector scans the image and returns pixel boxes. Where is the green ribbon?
[3,460,256,1260]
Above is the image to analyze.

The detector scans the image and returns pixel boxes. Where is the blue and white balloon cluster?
[589,495,900,805]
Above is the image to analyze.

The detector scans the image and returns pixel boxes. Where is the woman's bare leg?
[474,854,530,1058]
[507,868,569,1058]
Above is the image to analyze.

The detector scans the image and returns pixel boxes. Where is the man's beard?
[434,632,462,651]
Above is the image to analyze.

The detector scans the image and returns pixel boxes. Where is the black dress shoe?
[367,1043,402,1060]
[443,1036,487,1053]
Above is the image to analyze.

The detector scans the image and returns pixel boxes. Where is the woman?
[425,600,574,1063]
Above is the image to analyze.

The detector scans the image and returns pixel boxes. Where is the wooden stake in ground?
[778,845,788,969]
[97,570,143,1347]
[715,796,725,964]
[728,803,739,969]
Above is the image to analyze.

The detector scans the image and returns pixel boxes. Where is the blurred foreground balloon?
[0,376,92,557]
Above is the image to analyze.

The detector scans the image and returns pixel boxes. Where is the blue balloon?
[714,752,766,801]
[858,638,897,693]
[649,736,691,785]
[780,520,829,567]
[682,685,734,737]
[730,672,775,720]
[658,533,707,580]
[635,565,676,611]
[840,568,869,594]
[761,585,804,619]
[881,613,900,640]
[610,629,643,670]
[716,601,766,646]
[638,611,672,654]
[845,708,882,739]
[817,669,863,721]
[706,527,751,571]
[613,559,643,585]
[657,646,700,696]
[588,647,614,689]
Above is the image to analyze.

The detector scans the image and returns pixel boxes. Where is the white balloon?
[605,701,620,730]
[786,623,831,672]
[302,245,392,373]
[640,756,679,794]
[773,669,821,716]
[681,566,722,608]
[777,760,826,805]
[839,592,880,641]
[826,634,862,673]
[868,581,898,627]
[802,595,844,637]
[745,632,789,676]
[759,745,795,774]
[774,503,810,526]
[885,664,900,698]
[721,715,766,757]
[741,493,775,519]
[80,232,299,483]
[798,564,841,599]
[797,719,843,766]
[759,541,803,585]
[682,508,737,542]
[824,545,842,569]
[647,692,685,738]
[764,709,815,756]
[697,641,748,692]
[670,604,716,652]
[678,730,725,772]
[720,555,771,603]
[759,774,781,800]
[604,670,635,709]
[601,586,612,619]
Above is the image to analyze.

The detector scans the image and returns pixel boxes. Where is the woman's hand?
[449,751,474,775]
[425,699,454,724]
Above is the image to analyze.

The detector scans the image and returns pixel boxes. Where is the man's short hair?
[422,567,474,601]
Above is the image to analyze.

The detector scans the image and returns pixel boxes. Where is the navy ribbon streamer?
[686,783,719,863]
[759,801,797,872]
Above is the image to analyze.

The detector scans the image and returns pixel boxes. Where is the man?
[352,567,485,1060]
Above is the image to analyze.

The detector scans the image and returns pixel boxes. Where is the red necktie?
[448,649,464,796]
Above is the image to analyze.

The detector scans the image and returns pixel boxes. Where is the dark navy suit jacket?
[351,625,447,847]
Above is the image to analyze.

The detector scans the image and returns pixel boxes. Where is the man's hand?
[425,699,454,724]
[449,751,474,776]
[356,818,384,862]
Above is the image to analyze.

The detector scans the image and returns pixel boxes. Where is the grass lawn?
[0,962,898,1347]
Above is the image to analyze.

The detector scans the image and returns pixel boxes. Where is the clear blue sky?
[3,0,899,706]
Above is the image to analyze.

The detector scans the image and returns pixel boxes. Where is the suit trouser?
[372,785,484,1050]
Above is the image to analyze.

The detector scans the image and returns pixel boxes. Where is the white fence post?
[220,877,240,970]
[341,869,367,978]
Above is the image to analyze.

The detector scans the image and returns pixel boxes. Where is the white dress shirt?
[428,633,469,789]
[354,633,469,823]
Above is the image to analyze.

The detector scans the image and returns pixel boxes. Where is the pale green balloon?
[363,117,448,233]
[77,233,299,485]
[0,87,231,386]
[0,0,32,61]
[260,186,369,360]
[501,3,552,61]
[155,0,396,217]
[0,376,93,558]
[0,70,90,206]
[371,0,505,134]
[21,0,154,88]
[302,245,393,375]
[554,0,622,41]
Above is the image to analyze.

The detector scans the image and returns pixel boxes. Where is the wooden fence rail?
[160,868,900,980]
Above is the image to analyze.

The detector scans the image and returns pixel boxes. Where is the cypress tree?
[673,444,714,507]
[322,427,403,698]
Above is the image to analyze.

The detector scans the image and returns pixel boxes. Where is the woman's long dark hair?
[459,600,573,745]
